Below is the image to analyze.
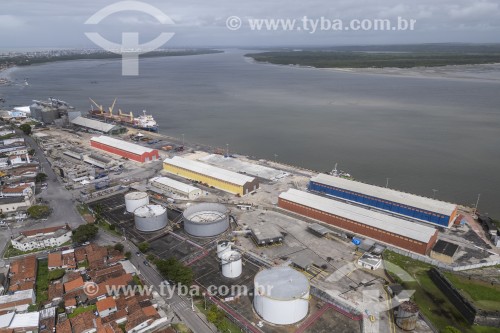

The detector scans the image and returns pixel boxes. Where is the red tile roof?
[64,276,84,293]
[48,252,62,268]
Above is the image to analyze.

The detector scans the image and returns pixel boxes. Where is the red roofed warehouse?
[90,136,159,163]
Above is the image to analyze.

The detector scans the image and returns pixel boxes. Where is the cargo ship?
[88,98,158,132]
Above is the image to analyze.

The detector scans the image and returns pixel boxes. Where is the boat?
[88,98,158,132]
[329,163,353,180]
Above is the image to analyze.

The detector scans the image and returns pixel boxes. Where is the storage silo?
[221,250,242,278]
[183,203,229,237]
[253,267,309,325]
[125,192,149,213]
[217,240,231,259]
[395,301,419,331]
[134,205,168,232]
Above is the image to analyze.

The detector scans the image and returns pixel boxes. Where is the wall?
[309,181,454,227]
[429,268,500,327]
[278,197,437,255]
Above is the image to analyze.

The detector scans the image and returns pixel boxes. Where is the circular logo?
[84,282,99,297]
[226,16,242,31]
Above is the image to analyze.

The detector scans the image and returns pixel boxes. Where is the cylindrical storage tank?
[253,267,309,325]
[134,205,167,232]
[217,240,231,259]
[125,192,149,213]
[221,251,242,278]
[183,203,229,237]
[396,301,419,331]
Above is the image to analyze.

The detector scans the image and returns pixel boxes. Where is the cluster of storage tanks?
[125,191,168,232]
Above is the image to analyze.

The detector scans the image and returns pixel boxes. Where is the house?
[0,196,32,219]
[11,225,72,251]
[48,252,63,270]
[48,282,64,302]
[0,183,34,199]
[0,289,35,312]
[0,311,40,332]
[64,276,84,293]
[49,250,77,270]
[8,256,37,292]
[96,297,118,318]
[70,311,97,333]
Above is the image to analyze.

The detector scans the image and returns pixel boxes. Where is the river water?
[1,50,499,216]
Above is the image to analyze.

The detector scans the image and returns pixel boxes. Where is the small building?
[96,297,117,318]
[64,276,84,293]
[8,256,37,292]
[83,153,115,169]
[0,289,35,312]
[307,223,330,237]
[357,253,382,270]
[71,116,127,135]
[11,225,72,251]
[250,224,284,246]
[90,136,159,163]
[0,196,32,219]
[430,240,460,264]
[163,156,259,196]
[149,176,202,200]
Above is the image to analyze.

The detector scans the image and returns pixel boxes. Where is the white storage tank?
[217,240,231,259]
[183,203,229,237]
[125,192,149,213]
[221,250,242,278]
[253,267,309,325]
[134,204,168,232]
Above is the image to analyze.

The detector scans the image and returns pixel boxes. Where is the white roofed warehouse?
[90,136,159,163]
[279,189,438,255]
[309,173,458,228]
[149,176,202,200]
[71,116,127,135]
[163,156,259,196]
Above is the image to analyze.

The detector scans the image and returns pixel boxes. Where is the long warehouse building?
[279,189,438,255]
[90,136,159,163]
[309,174,457,228]
[163,156,259,196]
[149,176,202,200]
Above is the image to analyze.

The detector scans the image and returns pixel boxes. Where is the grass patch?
[48,268,66,281]
[36,259,49,305]
[444,273,500,311]
[77,204,91,215]
[383,251,473,332]
[78,259,89,269]
[171,323,192,333]
[195,300,242,333]
[98,221,122,236]
[67,305,96,318]
[132,275,143,286]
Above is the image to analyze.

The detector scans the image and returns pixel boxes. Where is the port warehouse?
[70,116,127,135]
[90,135,159,163]
[149,176,202,200]
[279,189,438,255]
[309,173,458,228]
[163,156,259,196]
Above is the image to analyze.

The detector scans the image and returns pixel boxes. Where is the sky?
[1,0,500,50]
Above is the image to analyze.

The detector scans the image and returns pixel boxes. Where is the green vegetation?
[0,133,14,140]
[77,204,91,215]
[67,305,97,318]
[78,259,89,269]
[35,172,47,183]
[171,323,193,333]
[246,51,500,69]
[72,224,99,243]
[138,242,150,253]
[154,257,194,286]
[132,275,143,286]
[197,303,241,333]
[27,304,39,312]
[48,268,66,281]
[0,49,222,69]
[125,251,132,260]
[383,251,476,333]
[146,254,156,261]
[36,259,49,305]
[114,243,124,253]
[19,123,32,135]
[27,205,51,219]
[444,273,500,311]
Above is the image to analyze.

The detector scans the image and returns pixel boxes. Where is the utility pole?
[385,178,390,188]
[432,189,438,199]
[182,133,185,147]
[274,154,278,163]
[226,143,229,157]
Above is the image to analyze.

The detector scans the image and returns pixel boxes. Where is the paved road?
[96,230,215,333]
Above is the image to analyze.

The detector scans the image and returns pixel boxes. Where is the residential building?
[11,225,72,251]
